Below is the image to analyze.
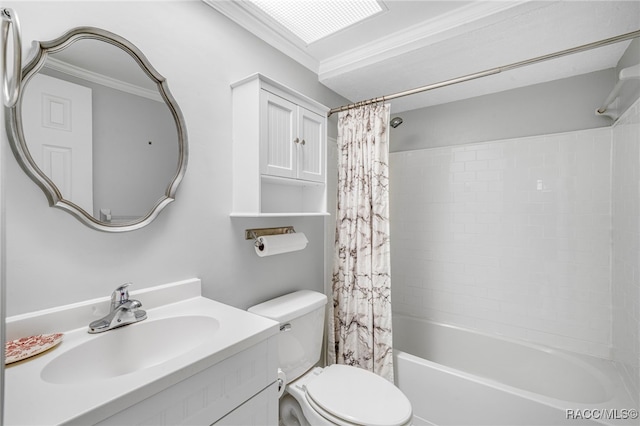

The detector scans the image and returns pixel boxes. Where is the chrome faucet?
[88,283,147,333]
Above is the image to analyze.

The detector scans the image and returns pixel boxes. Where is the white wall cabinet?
[232,74,329,217]
[261,90,324,183]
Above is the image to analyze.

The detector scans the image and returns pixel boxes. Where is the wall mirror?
[5,27,188,232]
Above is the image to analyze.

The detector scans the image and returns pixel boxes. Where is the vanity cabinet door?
[95,339,276,426]
[213,382,278,425]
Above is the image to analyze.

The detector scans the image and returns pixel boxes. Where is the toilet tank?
[248,290,327,382]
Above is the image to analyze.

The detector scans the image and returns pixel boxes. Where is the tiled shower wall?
[390,127,613,358]
[611,99,640,403]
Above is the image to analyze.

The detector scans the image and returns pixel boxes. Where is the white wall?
[390,127,613,358]
[88,81,178,218]
[390,69,616,152]
[611,98,640,404]
[2,1,347,316]
[615,38,640,115]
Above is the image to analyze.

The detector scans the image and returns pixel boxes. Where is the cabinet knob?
[293,137,299,144]
[300,139,306,145]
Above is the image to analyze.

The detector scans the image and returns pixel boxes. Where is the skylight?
[248,0,383,45]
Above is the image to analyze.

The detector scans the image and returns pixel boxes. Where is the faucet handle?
[111,282,131,308]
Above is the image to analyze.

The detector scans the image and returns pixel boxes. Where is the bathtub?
[393,315,638,426]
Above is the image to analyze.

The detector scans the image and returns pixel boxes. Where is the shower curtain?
[328,103,393,382]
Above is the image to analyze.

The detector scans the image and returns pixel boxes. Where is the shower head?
[390,117,403,128]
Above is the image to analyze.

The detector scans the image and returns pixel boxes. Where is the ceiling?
[206,1,640,113]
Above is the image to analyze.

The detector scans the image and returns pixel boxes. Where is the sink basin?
[41,315,220,384]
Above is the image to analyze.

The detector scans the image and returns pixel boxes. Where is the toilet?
[248,290,413,426]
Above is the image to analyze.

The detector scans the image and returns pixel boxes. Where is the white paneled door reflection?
[22,73,93,214]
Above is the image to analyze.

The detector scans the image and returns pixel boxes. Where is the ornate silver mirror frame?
[5,26,188,232]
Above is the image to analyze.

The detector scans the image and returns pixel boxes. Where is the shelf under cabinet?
[229,212,330,217]
[260,175,325,187]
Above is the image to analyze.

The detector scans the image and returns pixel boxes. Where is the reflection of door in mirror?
[22,73,94,214]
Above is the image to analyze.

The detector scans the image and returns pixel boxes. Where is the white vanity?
[4,279,280,425]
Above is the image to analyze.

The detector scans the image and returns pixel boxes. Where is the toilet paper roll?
[255,232,308,257]
[277,368,287,398]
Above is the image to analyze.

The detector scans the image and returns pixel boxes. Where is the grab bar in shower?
[1,7,22,107]
[596,63,640,120]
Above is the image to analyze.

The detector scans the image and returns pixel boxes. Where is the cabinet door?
[297,107,325,183]
[261,91,297,179]
[213,382,278,426]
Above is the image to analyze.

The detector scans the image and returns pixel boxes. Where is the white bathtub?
[393,315,638,426]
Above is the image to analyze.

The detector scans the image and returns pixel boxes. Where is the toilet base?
[279,394,311,426]
[280,368,336,426]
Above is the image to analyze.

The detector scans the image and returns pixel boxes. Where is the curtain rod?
[328,29,640,117]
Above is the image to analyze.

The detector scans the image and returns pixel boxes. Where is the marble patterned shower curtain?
[328,103,393,382]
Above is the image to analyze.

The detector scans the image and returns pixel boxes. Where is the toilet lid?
[304,364,412,426]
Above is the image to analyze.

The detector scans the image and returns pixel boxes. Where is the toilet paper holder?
[245,226,296,248]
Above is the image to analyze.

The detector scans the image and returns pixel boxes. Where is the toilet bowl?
[283,365,412,426]
[248,290,413,426]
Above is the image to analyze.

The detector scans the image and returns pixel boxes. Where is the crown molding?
[202,0,539,85]
[44,57,163,102]
[202,0,319,72]
[318,1,537,81]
